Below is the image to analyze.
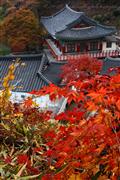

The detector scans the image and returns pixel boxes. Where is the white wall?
[10,92,59,109]
[102,42,117,51]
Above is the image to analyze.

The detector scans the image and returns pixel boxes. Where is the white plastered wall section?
[102,42,117,51]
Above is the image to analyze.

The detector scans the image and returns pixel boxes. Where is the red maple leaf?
[17,154,29,164]
[24,97,33,108]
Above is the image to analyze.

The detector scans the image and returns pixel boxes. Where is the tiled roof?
[0,55,48,92]
[41,4,84,36]
[101,57,120,75]
[105,35,117,42]
[56,24,116,40]
[43,57,120,84]
[1,54,119,93]
[43,62,65,85]
[41,4,116,39]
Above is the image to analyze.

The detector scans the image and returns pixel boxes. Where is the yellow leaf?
[50,165,55,170]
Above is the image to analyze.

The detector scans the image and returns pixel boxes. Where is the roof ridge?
[82,14,97,25]
[98,23,116,30]
[105,57,120,61]
[41,4,82,20]
[37,54,51,85]
[66,4,83,14]
[0,54,42,59]
[37,54,46,73]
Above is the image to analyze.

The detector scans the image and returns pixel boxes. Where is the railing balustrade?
[45,39,120,61]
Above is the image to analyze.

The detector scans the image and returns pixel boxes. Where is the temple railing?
[57,50,120,61]
[45,39,120,61]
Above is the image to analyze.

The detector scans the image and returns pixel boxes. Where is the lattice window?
[90,41,98,51]
[67,44,75,52]
[106,42,112,48]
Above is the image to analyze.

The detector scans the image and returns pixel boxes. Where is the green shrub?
[0,44,11,55]
[93,13,111,23]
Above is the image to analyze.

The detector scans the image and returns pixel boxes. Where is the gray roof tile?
[0,55,48,92]
[101,57,120,75]
[41,4,83,36]
[43,62,65,85]
[1,55,119,93]
[41,5,116,40]
[56,23,116,40]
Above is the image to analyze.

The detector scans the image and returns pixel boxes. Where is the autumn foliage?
[1,8,42,52]
[0,59,120,179]
[30,68,120,179]
[61,55,102,83]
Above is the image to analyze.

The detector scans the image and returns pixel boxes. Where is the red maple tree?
[33,67,120,179]
[61,55,102,83]
[1,59,120,179]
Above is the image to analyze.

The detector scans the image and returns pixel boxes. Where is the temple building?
[41,4,120,60]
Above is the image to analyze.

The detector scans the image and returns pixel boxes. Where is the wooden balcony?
[45,39,120,61]
[57,50,120,61]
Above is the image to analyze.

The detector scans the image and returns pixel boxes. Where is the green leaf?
[1,121,10,131]
[14,163,27,179]
[23,125,28,135]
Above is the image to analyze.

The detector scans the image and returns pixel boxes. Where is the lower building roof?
[1,54,119,93]
[0,55,48,92]
[101,57,120,75]
[42,62,65,85]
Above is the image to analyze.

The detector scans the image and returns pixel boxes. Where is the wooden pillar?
[59,44,61,52]
[56,40,59,48]
[62,45,65,53]
[59,43,63,52]
[88,42,90,51]
[55,40,58,46]
[57,41,60,51]
[77,43,80,52]
[65,43,68,53]
[75,43,78,52]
